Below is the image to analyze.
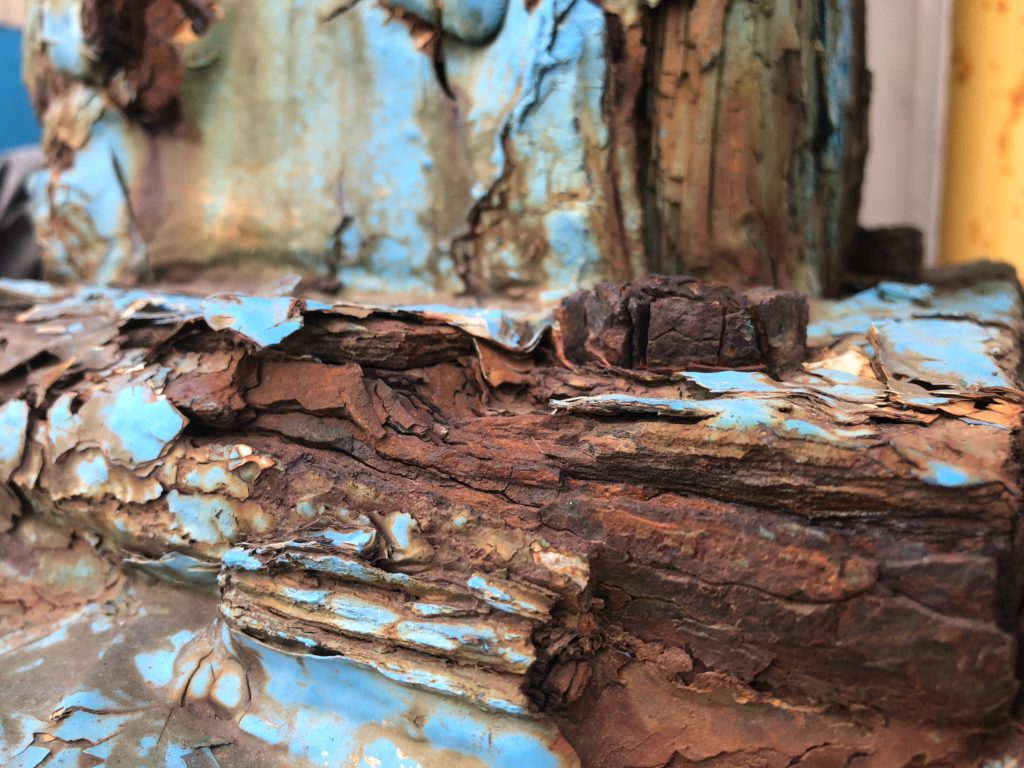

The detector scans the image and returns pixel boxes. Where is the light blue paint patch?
[315,529,376,553]
[540,208,603,301]
[395,305,551,352]
[166,490,239,545]
[423,713,560,768]
[211,671,245,709]
[281,587,329,606]
[876,282,935,303]
[359,738,422,768]
[922,461,975,488]
[29,623,70,651]
[28,102,145,283]
[75,454,109,486]
[810,280,1022,345]
[389,0,507,43]
[30,748,82,768]
[679,370,782,394]
[183,466,230,494]
[51,711,132,743]
[228,627,566,765]
[0,399,29,479]
[138,735,158,756]
[552,394,876,445]
[100,385,186,464]
[133,629,197,688]
[54,690,118,713]
[163,743,191,768]
[784,419,829,439]
[8,745,50,768]
[38,1,91,77]
[82,740,116,760]
[281,552,412,587]
[388,513,416,550]
[396,622,531,669]
[0,714,46,765]
[202,295,302,347]
[222,547,263,570]
[91,616,114,634]
[873,318,1010,391]
[467,574,544,617]
[322,595,401,637]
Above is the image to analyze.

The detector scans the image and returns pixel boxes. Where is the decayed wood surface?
[642,0,869,294]
[0,269,1022,765]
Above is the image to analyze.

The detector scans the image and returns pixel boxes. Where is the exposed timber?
[0,267,1021,766]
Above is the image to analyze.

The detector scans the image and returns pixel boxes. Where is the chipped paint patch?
[202,295,304,347]
[0,401,29,481]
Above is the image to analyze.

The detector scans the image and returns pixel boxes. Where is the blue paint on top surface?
[51,711,132,743]
[133,629,197,688]
[0,399,29,479]
[55,689,118,712]
[166,490,239,545]
[100,384,186,465]
[37,1,90,77]
[229,627,570,766]
[202,295,303,347]
[0,29,40,151]
[422,712,561,768]
[9,745,50,768]
[679,370,784,394]
[922,461,975,488]
[873,317,1011,391]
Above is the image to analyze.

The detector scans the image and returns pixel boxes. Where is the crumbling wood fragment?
[0,272,1022,766]
[555,276,807,376]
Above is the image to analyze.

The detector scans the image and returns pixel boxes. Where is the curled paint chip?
[202,295,304,347]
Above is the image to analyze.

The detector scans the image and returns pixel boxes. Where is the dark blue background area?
[0,26,41,152]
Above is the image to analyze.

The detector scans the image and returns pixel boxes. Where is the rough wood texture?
[643,0,869,295]
[0,270,1021,765]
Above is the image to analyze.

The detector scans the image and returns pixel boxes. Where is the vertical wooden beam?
[644,0,869,295]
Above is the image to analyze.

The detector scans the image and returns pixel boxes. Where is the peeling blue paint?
[100,384,188,465]
[133,629,197,688]
[202,295,304,347]
[166,490,239,546]
[229,628,571,766]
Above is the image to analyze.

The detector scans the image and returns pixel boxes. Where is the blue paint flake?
[202,295,303,347]
[99,384,187,464]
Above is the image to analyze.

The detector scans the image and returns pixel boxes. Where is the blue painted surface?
[229,628,569,767]
[100,384,187,464]
[202,295,303,347]
[0,28,39,152]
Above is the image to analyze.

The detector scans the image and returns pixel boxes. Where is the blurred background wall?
[0,0,987,273]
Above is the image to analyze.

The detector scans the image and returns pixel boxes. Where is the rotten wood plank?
[0,271,1021,766]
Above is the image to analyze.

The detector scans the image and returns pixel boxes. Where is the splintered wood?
[0,270,1021,766]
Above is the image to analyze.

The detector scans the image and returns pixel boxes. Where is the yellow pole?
[941,0,1024,277]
